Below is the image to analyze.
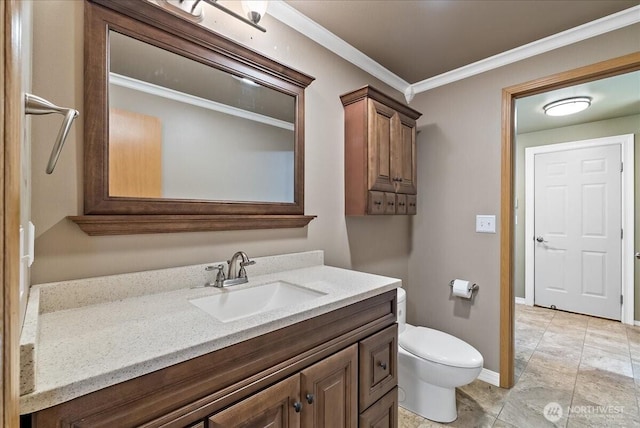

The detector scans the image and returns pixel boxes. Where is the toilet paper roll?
[452,279,472,299]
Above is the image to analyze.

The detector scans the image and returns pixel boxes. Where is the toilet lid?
[399,326,483,368]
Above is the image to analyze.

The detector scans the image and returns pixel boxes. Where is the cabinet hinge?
[621,294,624,305]
[621,162,624,173]
[621,228,624,239]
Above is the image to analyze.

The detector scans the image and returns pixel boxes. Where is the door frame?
[2,0,24,425]
[523,135,634,323]
[499,52,640,388]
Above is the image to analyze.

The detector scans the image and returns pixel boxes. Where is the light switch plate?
[476,215,496,233]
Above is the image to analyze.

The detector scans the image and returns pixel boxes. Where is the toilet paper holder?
[449,280,479,293]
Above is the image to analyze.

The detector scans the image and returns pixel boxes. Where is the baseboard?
[634,320,640,327]
[477,368,500,387]
[515,297,526,305]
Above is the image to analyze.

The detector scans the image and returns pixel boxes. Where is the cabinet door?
[367,99,397,193]
[300,344,358,428]
[359,387,398,428]
[359,324,398,411]
[393,114,417,195]
[208,374,301,428]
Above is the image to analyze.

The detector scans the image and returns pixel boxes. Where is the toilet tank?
[397,287,406,333]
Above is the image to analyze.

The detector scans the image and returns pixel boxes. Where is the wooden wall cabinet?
[341,86,422,216]
[25,291,398,428]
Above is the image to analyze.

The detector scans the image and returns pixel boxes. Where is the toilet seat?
[399,326,483,368]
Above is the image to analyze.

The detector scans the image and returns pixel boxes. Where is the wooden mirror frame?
[70,0,316,235]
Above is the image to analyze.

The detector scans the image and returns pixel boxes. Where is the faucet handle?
[238,259,255,278]
[205,264,226,287]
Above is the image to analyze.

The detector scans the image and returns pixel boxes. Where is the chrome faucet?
[205,251,256,287]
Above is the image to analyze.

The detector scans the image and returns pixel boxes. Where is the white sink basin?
[189,281,326,323]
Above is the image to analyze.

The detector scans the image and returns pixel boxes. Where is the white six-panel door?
[533,144,622,320]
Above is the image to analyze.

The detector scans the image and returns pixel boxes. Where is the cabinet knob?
[374,201,382,205]
[378,361,387,370]
[306,393,314,404]
[293,401,302,413]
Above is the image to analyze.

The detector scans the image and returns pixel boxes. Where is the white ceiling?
[285,0,639,83]
[274,1,640,131]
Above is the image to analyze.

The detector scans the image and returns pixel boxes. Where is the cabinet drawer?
[368,191,385,215]
[359,324,398,411]
[359,387,398,428]
[383,193,396,214]
[406,194,417,215]
[395,194,407,215]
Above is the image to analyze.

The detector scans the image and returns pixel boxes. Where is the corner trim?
[477,369,500,387]
[269,1,640,98]
[267,0,410,94]
[409,5,640,93]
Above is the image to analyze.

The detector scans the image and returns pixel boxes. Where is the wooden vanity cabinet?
[208,374,301,428]
[209,344,358,428]
[341,86,422,216]
[25,290,398,428]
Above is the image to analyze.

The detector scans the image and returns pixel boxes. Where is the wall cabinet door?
[394,114,417,195]
[300,344,358,428]
[208,374,301,428]
[368,99,397,193]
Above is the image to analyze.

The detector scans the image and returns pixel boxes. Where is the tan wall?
[30,1,410,289]
[514,115,640,319]
[31,0,640,376]
[408,24,640,373]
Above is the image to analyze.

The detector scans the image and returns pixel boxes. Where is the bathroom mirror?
[72,0,315,235]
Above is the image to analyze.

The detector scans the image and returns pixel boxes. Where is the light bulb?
[241,0,268,24]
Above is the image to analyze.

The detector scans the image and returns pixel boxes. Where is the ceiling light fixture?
[159,0,268,32]
[543,97,591,116]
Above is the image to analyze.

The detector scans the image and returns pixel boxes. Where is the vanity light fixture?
[158,0,267,31]
[543,96,591,116]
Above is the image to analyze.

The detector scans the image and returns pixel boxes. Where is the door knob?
[535,236,547,243]
[636,252,640,260]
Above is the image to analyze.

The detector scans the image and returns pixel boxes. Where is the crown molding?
[269,3,640,102]
[268,0,410,94]
[110,73,295,130]
[408,5,640,94]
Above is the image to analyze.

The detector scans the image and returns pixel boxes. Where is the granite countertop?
[19,251,400,414]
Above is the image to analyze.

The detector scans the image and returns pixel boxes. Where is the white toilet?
[396,287,483,423]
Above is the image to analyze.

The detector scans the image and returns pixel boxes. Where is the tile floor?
[399,304,640,427]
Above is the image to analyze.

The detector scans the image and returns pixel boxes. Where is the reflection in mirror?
[108,30,296,202]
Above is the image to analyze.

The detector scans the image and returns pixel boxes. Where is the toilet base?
[398,365,457,423]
